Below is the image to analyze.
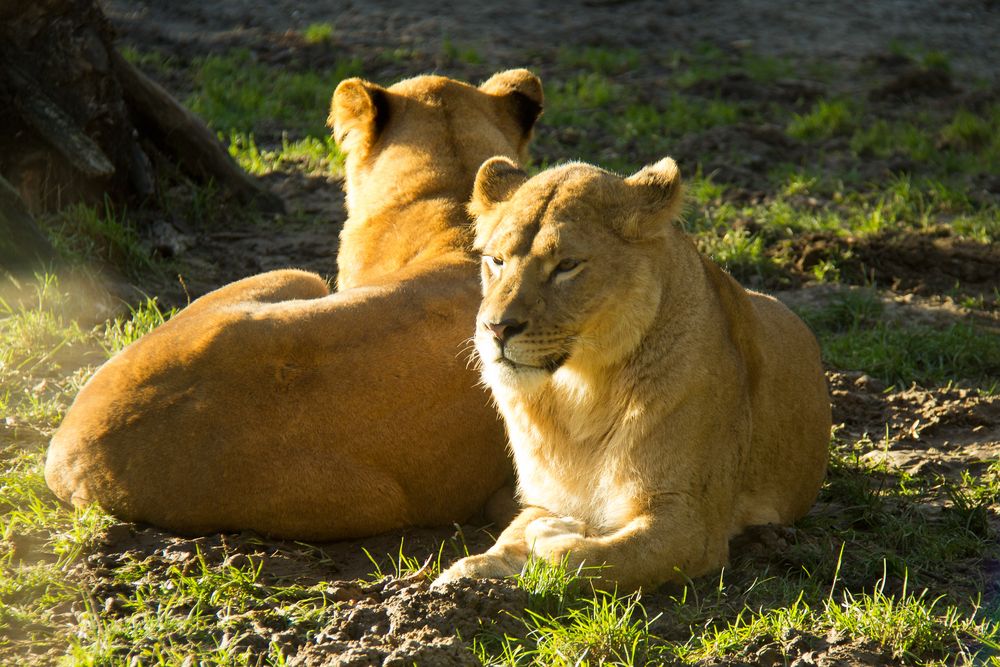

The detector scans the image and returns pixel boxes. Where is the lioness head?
[330,70,543,217]
[470,158,684,395]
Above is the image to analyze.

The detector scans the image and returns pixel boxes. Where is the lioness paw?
[527,534,587,562]
[432,554,520,589]
[524,516,587,545]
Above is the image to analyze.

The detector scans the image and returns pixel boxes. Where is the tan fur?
[44,71,543,539]
[434,157,830,590]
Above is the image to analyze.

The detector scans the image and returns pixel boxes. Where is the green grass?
[42,202,158,280]
[182,48,361,178]
[441,38,483,65]
[887,41,953,74]
[119,46,175,77]
[557,46,641,75]
[362,538,446,583]
[797,289,1000,388]
[474,587,653,666]
[0,274,97,429]
[102,297,175,356]
[787,99,855,141]
[186,48,362,138]
[228,132,345,177]
[672,44,794,87]
[302,22,334,45]
[515,555,594,616]
[64,550,331,664]
[824,321,999,389]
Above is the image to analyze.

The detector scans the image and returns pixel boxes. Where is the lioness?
[45,70,543,539]
[434,157,830,590]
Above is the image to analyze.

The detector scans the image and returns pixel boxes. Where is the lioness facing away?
[434,157,831,590]
[45,71,543,539]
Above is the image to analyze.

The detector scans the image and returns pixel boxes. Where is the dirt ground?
[21,1,998,664]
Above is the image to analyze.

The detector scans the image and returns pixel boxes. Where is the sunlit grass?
[102,297,175,356]
[302,22,334,45]
[363,537,445,583]
[474,588,652,667]
[186,48,362,137]
[228,132,345,177]
[797,289,1000,388]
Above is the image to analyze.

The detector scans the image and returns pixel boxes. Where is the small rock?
[223,553,254,569]
[756,646,783,666]
[102,596,125,615]
[825,628,847,646]
[328,584,365,602]
[102,523,133,545]
[791,650,817,667]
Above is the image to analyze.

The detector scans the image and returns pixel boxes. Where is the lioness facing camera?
[45,71,543,539]
[434,157,830,590]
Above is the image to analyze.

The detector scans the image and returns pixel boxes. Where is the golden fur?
[434,157,831,590]
[44,71,543,539]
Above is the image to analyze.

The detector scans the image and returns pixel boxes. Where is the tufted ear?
[479,69,544,136]
[620,157,684,240]
[329,78,390,150]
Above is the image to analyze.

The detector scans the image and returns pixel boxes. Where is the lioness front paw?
[524,516,587,546]
[431,553,522,589]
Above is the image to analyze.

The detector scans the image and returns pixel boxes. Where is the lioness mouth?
[496,353,569,373]
[542,352,570,372]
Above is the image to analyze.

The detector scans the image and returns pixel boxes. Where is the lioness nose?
[486,319,527,343]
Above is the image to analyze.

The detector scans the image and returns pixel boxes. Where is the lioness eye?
[555,258,580,272]
[483,255,504,275]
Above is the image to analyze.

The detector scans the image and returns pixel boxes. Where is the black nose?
[486,318,527,343]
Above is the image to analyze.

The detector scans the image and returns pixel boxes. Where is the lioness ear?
[470,156,528,216]
[620,157,684,239]
[470,157,529,249]
[479,69,544,136]
[329,78,390,150]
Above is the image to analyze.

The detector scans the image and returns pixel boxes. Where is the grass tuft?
[515,555,592,616]
[787,100,854,141]
[43,202,156,279]
[102,297,175,356]
[362,538,444,582]
[475,589,652,667]
[302,22,334,45]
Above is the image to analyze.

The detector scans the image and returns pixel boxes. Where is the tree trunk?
[0,174,61,271]
[0,0,282,270]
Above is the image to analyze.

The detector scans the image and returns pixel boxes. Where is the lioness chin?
[434,156,831,591]
[45,71,543,539]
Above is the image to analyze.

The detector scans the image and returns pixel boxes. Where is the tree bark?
[0,0,283,271]
[0,175,61,272]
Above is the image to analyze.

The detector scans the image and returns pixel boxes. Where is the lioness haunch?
[435,156,831,591]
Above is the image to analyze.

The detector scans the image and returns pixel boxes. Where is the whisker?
[455,336,484,371]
